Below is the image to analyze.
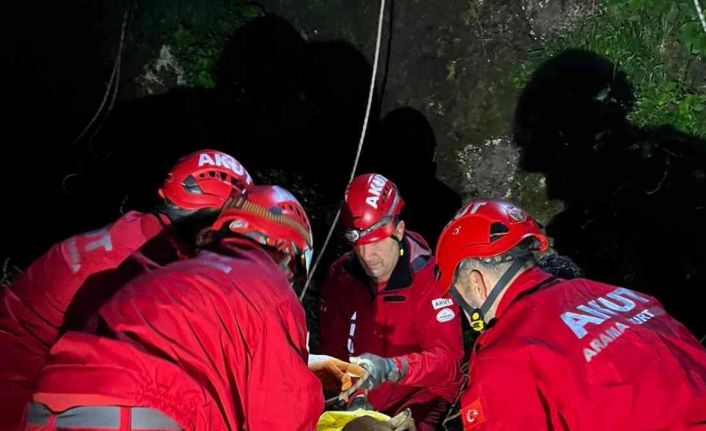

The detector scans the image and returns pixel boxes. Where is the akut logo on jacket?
[560,287,664,362]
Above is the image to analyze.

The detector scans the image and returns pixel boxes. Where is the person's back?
[33,237,322,430]
[0,211,174,430]
[434,199,706,430]
[2,149,255,431]
[26,185,323,431]
[469,271,706,430]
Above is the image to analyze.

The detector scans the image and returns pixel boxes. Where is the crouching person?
[25,186,323,431]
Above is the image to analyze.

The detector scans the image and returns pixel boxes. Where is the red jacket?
[460,267,706,431]
[32,237,324,431]
[0,211,175,430]
[319,231,464,418]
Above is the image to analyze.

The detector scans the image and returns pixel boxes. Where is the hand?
[350,353,404,391]
[308,354,366,393]
[387,409,416,431]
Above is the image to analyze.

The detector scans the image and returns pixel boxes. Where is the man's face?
[353,222,404,283]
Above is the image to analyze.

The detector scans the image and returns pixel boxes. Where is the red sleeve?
[317,264,351,361]
[460,354,548,431]
[0,211,167,413]
[394,265,464,390]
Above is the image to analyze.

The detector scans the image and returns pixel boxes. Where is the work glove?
[342,409,416,431]
[309,354,366,393]
[350,353,406,391]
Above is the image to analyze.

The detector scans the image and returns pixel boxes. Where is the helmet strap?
[448,287,482,330]
[479,258,526,317]
[390,225,404,255]
[450,257,526,333]
[393,235,405,256]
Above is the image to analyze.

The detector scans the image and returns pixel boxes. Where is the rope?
[299,0,388,302]
[695,0,706,33]
[70,6,130,147]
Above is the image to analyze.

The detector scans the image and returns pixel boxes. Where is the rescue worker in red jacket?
[24,185,325,431]
[318,173,464,431]
[1,149,253,431]
[434,199,706,430]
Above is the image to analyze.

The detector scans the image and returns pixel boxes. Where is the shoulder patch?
[461,398,486,430]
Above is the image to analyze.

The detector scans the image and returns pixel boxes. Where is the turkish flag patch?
[461,398,486,430]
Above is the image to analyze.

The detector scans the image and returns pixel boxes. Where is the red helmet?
[159,150,254,211]
[212,185,314,278]
[435,200,549,294]
[341,173,405,245]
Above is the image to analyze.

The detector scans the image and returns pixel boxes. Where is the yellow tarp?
[316,409,391,431]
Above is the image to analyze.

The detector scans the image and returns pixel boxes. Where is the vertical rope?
[299,0,388,302]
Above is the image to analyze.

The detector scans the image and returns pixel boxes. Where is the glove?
[350,353,406,391]
[308,354,366,393]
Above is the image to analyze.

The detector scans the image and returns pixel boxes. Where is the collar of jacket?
[345,231,432,293]
[493,266,556,320]
[205,235,278,264]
